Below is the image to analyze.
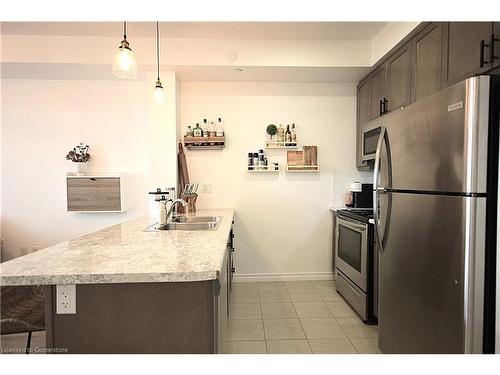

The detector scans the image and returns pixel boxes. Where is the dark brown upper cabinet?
[386,42,412,112]
[355,22,500,171]
[442,22,494,87]
[493,22,500,69]
[358,81,371,126]
[369,65,387,121]
[412,23,442,102]
[356,81,371,168]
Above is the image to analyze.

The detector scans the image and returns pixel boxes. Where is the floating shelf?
[285,165,320,173]
[184,136,225,150]
[265,141,298,149]
[247,165,280,173]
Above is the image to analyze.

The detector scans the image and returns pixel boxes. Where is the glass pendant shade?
[112,41,138,79]
[154,80,166,103]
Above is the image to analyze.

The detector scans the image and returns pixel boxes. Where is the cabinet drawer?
[67,177,121,212]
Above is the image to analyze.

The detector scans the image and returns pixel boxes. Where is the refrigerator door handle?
[373,127,393,254]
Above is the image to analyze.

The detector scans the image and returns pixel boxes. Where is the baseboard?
[233,272,334,283]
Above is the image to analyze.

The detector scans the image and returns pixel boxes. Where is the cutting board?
[287,151,304,166]
[303,146,318,165]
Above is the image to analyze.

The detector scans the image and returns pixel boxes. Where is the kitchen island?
[0,208,235,354]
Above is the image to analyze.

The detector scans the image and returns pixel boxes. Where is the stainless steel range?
[335,209,377,323]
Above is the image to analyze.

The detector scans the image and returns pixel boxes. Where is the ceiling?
[1,22,387,40]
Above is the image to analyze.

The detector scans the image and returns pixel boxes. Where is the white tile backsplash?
[331,170,373,208]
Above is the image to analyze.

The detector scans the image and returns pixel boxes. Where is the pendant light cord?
[156,21,160,81]
[123,21,127,40]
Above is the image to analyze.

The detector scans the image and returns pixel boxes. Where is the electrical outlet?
[56,285,76,314]
[202,184,213,193]
[20,246,28,256]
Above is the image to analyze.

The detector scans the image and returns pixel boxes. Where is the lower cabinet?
[217,248,229,353]
[218,225,235,352]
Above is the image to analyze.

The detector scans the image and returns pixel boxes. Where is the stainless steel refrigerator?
[370,76,499,353]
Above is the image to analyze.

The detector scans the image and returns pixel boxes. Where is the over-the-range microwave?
[361,122,382,163]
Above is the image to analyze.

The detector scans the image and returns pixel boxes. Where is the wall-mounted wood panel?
[67,177,122,212]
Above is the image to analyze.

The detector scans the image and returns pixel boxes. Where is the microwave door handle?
[373,127,392,254]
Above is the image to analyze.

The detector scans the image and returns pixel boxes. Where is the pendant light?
[154,21,166,103]
[112,21,138,79]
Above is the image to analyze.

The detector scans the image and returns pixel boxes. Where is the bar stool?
[1,286,45,354]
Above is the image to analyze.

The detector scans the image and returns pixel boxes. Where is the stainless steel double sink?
[145,215,222,231]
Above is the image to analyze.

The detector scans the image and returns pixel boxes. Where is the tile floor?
[223,280,381,354]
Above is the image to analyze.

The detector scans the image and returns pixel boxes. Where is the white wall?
[1,72,179,260]
[371,22,420,64]
[181,81,372,280]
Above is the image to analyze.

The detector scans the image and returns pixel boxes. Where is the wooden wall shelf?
[247,165,280,173]
[265,141,298,149]
[184,136,225,150]
[285,165,320,173]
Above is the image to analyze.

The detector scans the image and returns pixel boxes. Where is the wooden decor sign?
[287,151,304,166]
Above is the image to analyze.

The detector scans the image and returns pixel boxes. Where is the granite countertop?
[0,208,235,286]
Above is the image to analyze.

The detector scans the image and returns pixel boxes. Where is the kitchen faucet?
[165,198,188,223]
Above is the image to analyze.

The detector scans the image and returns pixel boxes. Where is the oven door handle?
[373,127,392,255]
[337,217,367,232]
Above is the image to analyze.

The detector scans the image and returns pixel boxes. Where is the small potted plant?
[66,142,91,175]
[266,124,277,141]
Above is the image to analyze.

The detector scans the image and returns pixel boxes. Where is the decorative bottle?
[193,123,202,137]
[202,119,209,137]
[291,123,297,143]
[285,125,292,146]
[277,124,285,143]
[216,118,224,137]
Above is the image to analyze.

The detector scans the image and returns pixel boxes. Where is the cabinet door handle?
[383,98,388,114]
[491,34,499,64]
[480,39,490,68]
[379,99,384,116]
